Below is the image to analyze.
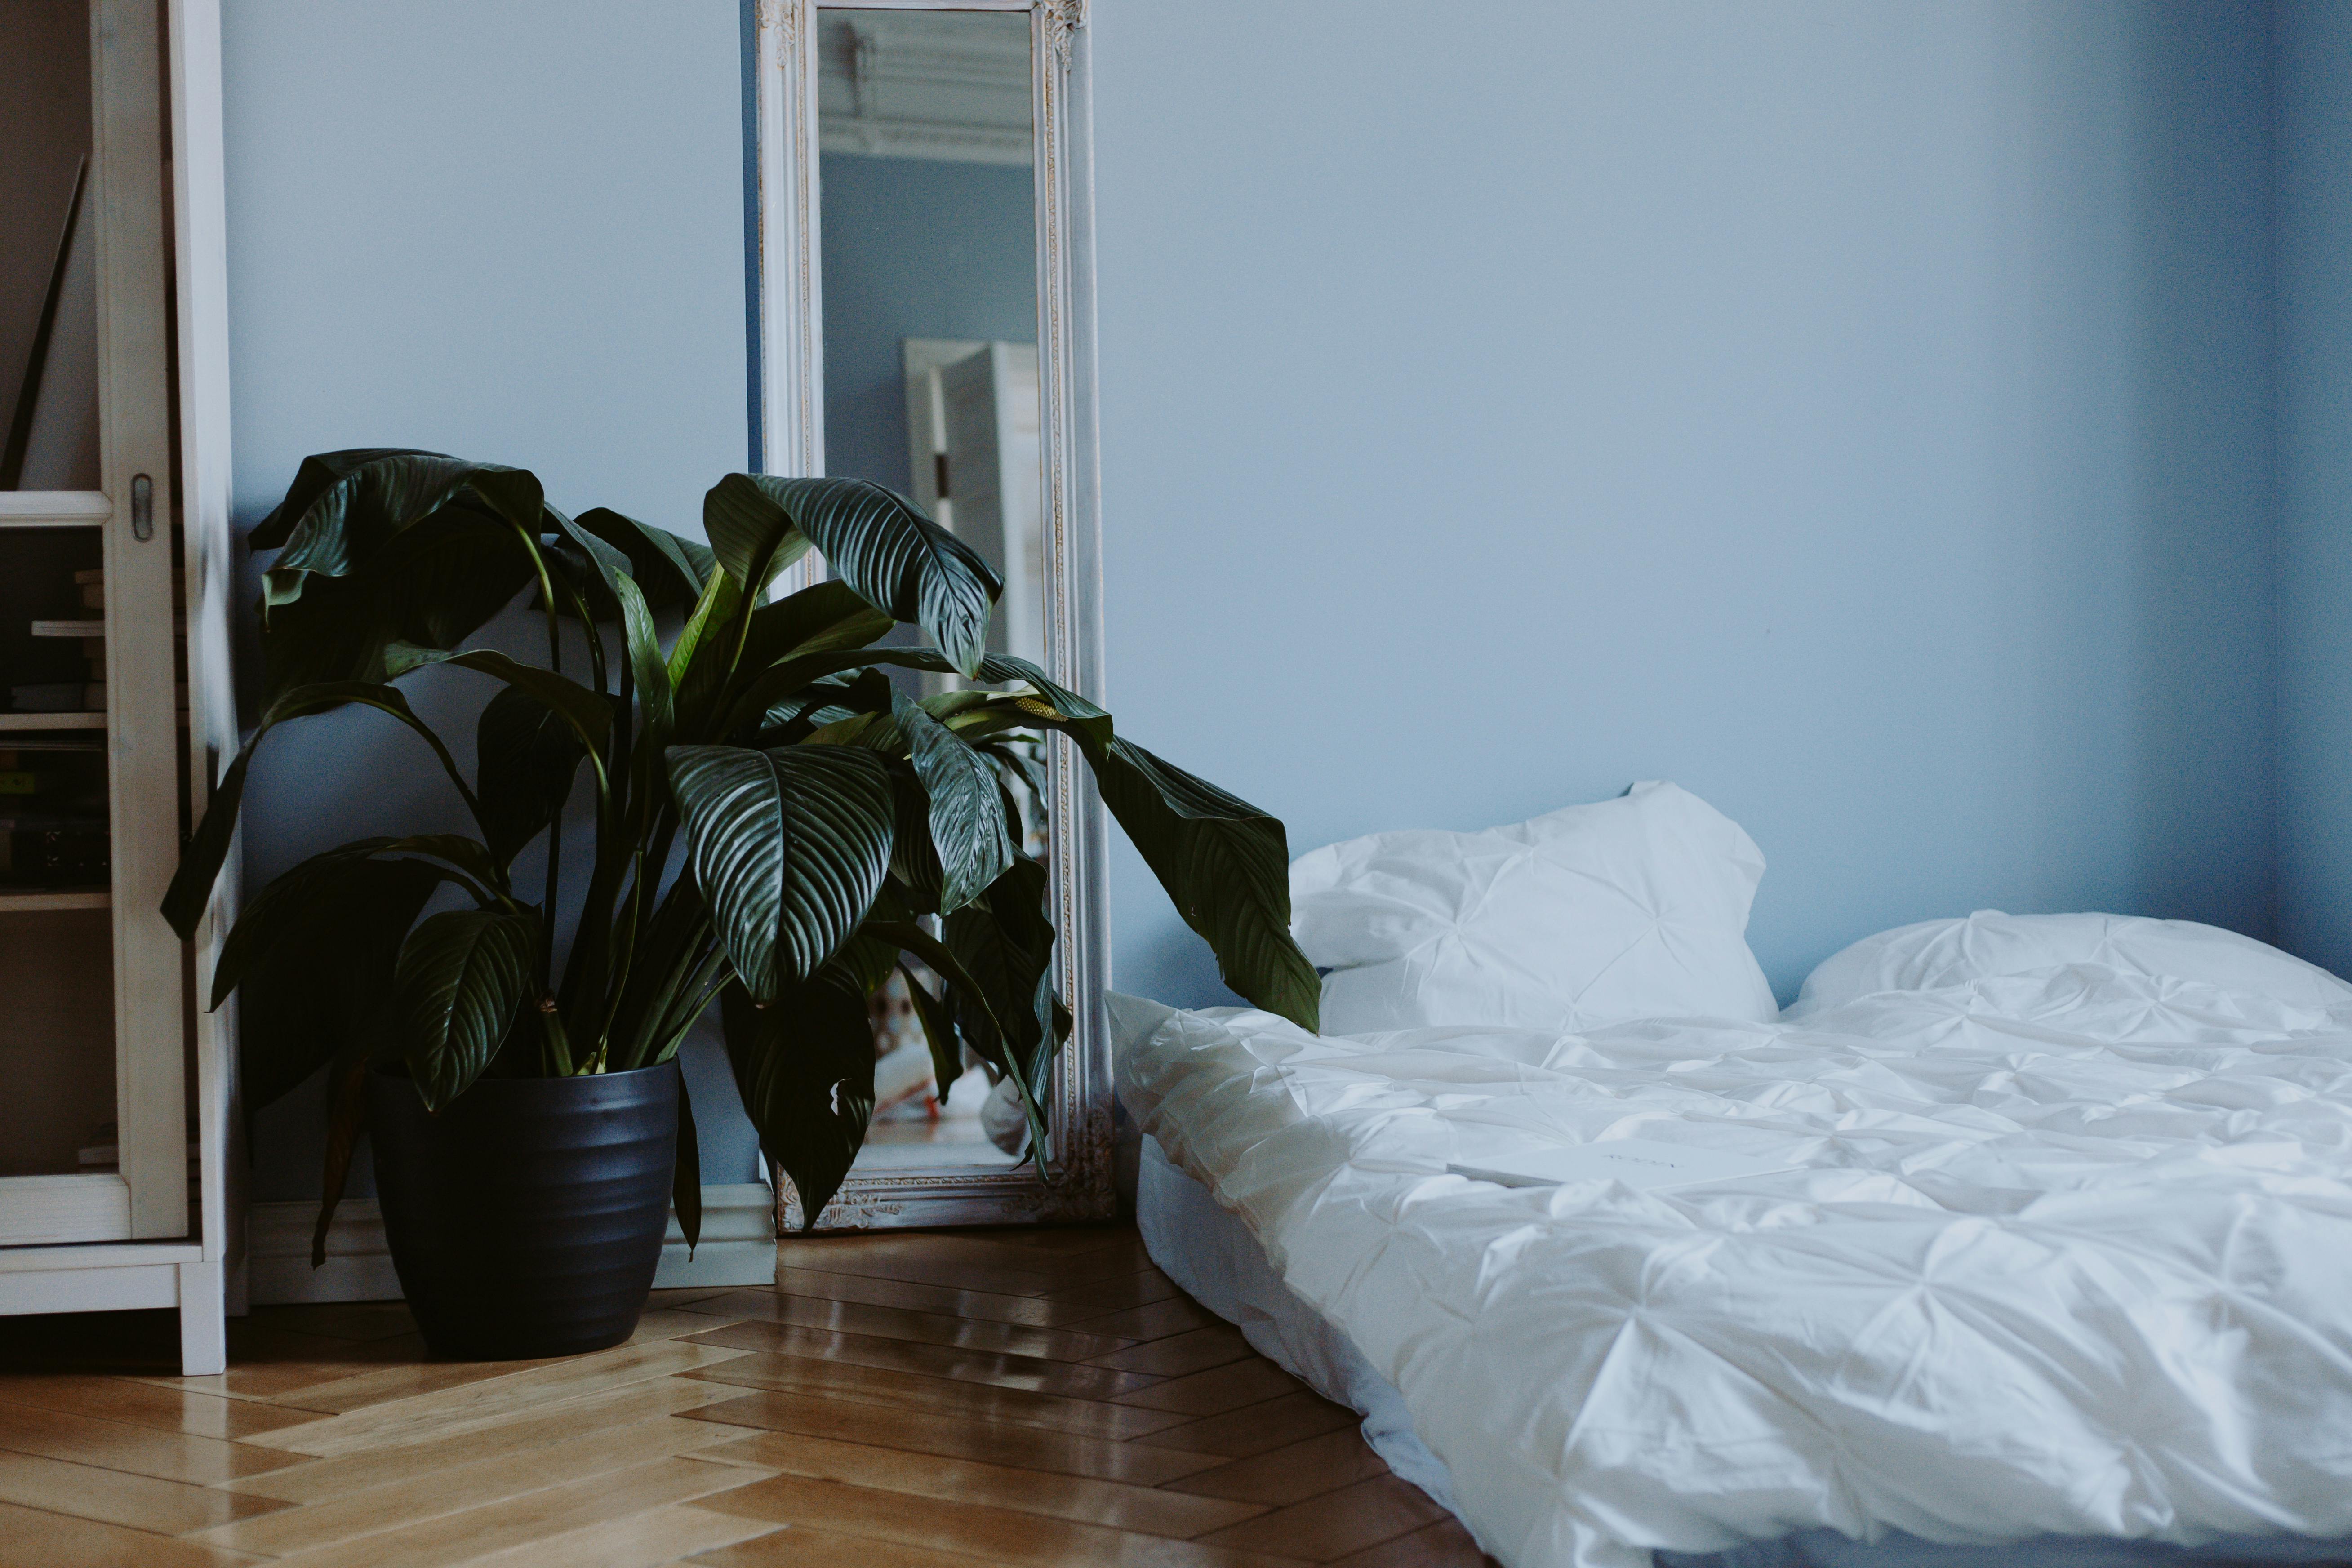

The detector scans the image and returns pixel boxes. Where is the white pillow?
[1790,909,2352,1015]
[1289,781,1779,1036]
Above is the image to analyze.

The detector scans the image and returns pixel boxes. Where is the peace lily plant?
[164,451,1319,1255]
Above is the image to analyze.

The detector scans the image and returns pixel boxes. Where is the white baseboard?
[246,1184,777,1306]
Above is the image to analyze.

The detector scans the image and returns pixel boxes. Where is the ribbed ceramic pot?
[367,1060,677,1360]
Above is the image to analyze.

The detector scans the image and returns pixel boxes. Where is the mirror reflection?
[818,5,1045,1172]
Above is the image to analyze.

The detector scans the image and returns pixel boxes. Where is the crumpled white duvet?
[1113,965,2352,1568]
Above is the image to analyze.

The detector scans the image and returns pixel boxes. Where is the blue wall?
[1089,0,2282,1006]
[2279,0,2352,977]
[820,153,1037,490]
[216,0,2306,1198]
[221,0,756,1199]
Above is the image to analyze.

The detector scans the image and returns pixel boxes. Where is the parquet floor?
[0,1225,1494,1567]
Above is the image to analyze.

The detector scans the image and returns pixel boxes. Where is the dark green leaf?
[898,960,965,1106]
[164,680,485,939]
[703,475,1000,677]
[544,509,672,758]
[895,695,1014,914]
[863,917,1053,1170]
[944,857,1057,1083]
[396,908,536,1110]
[673,1075,702,1254]
[886,776,945,914]
[1085,739,1320,1031]
[261,502,538,700]
[250,448,449,550]
[476,688,587,866]
[677,580,889,742]
[229,855,450,1113]
[720,969,877,1230]
[572,506,714,608]
[384,642,614,755]
[312,1047,374,1269]
[261,453,542,610]
[666,744,897,1003]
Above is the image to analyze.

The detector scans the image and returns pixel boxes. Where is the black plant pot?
[367,1060,678,1361]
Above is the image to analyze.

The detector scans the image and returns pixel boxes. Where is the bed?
[1112,785,2352,1568]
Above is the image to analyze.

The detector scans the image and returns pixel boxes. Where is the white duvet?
[1115,957,2352,1568]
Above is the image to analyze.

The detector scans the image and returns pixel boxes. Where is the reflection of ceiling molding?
[818,11,1032,167]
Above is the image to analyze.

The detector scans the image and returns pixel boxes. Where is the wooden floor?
[0,1225,1494,1567]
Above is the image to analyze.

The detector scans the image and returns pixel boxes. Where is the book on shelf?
[7,683,88,713]
[29,619,106,639]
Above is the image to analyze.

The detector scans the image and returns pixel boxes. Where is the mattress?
[1112,964,2352,1568]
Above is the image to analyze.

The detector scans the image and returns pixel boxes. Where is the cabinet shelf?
[0,713,106,731]
[0,890,111,913]
[0,494,111,530]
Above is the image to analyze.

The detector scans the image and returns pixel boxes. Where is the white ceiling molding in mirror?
[747,0,1109,1232]
[818,10,1032,165]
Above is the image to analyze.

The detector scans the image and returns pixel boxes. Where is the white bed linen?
[1291,782,1779,1036]
[1111,959,2352,1568]
[1135,1133,1462,1513]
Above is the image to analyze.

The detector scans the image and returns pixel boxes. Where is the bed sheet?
[1112,961,2352,1568]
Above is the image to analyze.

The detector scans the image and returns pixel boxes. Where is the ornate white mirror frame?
[747,0,1112,1230]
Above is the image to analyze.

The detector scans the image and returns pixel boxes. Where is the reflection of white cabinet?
[903,338,1042,665]
[0,0,237,1374]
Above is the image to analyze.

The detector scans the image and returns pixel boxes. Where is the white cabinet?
[0,0,236,1374]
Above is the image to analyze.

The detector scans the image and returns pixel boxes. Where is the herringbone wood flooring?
[0,1225,1494,1567]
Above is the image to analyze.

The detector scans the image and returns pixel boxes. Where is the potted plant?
[164,451,1319,1359]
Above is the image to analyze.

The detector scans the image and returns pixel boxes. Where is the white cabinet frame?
[0,0,238,1375]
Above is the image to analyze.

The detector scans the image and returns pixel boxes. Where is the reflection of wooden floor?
[0,1225,1493,1566]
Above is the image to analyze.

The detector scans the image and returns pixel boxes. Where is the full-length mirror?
[825,4,1043,1175]
[754,0,1107,1226]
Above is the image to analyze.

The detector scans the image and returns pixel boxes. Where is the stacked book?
[12,567,187,714]
[0,737,107,888]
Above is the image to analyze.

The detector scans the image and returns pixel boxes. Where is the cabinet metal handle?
[131,474,153,542]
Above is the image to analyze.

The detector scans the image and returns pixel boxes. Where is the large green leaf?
[395,908,536,1110]
[213,835,499,1011]
[719,968,878,1230]
[666,744,897,1003]
[722,649,1067,740]
[249,448,447,550]
[164,680,486,939]
[1086,739,1320,1031]
[476,688,587,866]
[865,917,1054,1166]
[676,580,889,743]
[673,1075,702,1253]
[384,642,613,756]
[544,509,672,758]
[885,774,945,914]
[571,506,714,608]
[260,453,542,609]
[898,959,966,1107]
[228,855,450,1114]
[943,857,1062,1145]
[261,502,539,699]
[703,474,1000,677]
[667,570,742,692]
[313,1046,376,1268]
[896,695,1014,914]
